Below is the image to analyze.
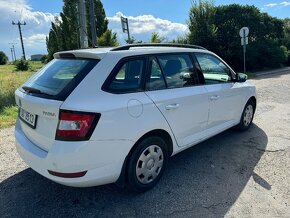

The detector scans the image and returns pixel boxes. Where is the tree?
[150,32,165,43]
[46,0,113,61]
[172,35,189,44]
[0,51,8,65]
[125,36,142,44]
[86,0,108,46]
[213,4,285,70]
[187,0,217,49]
[98,30,119,46]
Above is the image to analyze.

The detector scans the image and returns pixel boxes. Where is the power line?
[12,21,26,60]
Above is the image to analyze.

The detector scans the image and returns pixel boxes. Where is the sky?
[0,0,289,60]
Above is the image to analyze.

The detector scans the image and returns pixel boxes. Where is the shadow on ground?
[0,124,267,217]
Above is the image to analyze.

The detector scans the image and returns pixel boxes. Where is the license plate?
[19,108,37,129]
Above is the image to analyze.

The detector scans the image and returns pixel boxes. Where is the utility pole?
[12,21,26,60]
[89,0,97,47]
[10,48,14,62]
[8,43,17,61]
[77,0,88,48]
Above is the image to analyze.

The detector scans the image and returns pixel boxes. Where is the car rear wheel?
[126,136,168,192]
[236,99,255,131]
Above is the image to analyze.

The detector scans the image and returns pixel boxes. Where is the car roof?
[54,44,212,60]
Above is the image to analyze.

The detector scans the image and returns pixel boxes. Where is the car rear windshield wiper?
[22,86,53,96]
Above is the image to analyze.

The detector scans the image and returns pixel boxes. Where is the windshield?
[22,58,99,100]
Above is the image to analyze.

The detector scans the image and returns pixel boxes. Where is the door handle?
[210,95,220,100]
[165,103,180,110]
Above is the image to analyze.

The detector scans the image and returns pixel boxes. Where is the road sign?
[241,37,248,46]
[121,16,129,33]
[239,27,249,75]
[239,27,249,37]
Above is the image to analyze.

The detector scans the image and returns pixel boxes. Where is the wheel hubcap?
[136,145,164,184]
[243,105,254,126]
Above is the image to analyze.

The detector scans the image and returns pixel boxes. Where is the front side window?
[155,54,199,89]
[195,53,232,84]
[107,59,144,93]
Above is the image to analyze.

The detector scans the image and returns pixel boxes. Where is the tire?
[126,136,168,192]
[236,99,255,131]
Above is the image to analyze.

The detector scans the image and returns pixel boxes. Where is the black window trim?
[145,56,168,91]
[102,55,148,94]
[145,52,204,91]
[191,52,237,84]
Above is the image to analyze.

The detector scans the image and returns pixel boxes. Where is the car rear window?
[22,58,99,100]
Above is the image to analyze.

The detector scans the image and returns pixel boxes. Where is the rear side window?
[156,54,200,89]
[105,59,145,93]
[23,58,98,100]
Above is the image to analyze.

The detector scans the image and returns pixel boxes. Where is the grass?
[0,61,44,128]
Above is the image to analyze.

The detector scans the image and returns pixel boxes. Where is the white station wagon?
[15,44,256,192]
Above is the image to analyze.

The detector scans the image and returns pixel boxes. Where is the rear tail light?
[56,110,100,141]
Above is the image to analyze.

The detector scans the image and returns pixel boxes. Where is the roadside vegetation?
[0,62,43,128]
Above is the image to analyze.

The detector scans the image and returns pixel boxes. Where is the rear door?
[15,58,98,151]
[193,52,243,129]
[145,54,209,147]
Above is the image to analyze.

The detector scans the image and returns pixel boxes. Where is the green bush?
[15,59,30,71]
[246,40,288,70]
[0,51,8,65]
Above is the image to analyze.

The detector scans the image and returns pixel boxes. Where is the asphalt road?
[1,71,290,218]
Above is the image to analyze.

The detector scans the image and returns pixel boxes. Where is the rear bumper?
[15,119,133,187]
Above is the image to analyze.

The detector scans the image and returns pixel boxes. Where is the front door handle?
[210,95,220,101]
[165,103,180,110]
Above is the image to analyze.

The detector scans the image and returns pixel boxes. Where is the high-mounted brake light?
[56,110,100,141]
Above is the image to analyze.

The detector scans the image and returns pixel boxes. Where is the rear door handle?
[165,103,180,110]
[210,95,220,100]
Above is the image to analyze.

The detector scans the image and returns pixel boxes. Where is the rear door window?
[156,54,200,88]
[22,58,98,100]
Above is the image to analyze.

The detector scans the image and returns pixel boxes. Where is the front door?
[194,52,243,129]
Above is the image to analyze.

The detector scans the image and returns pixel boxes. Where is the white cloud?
[280,1,290,6]
[0,0,57,59]
[24,34,47,47]
[264,1,290,8]
[107,12,189,43]
[264,3,278,7]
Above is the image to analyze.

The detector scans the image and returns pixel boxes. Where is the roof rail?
[110,43,207,51]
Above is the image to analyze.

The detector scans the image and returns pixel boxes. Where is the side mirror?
[236,73,247,82]
[180,72,191,80]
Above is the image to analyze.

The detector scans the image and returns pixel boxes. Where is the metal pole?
[243,29,246,74]
[12,45,16,61]
[12,21,26,60]
[8,43,17,61]
[77,0,88,48]
[10,48,14,62]
[89,0,97,47]
[127,23,131,44]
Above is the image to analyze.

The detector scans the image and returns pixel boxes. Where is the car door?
[193,52,243,130]
[145,54,209,147]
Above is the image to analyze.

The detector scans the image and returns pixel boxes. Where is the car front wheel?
[236,99,255,131]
